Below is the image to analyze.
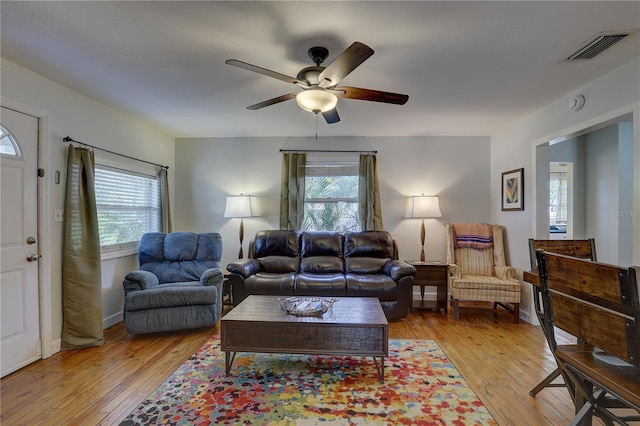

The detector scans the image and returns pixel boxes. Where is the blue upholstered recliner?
[122,232,224,334]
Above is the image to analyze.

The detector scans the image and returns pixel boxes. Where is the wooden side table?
[406,261,449,314]
[222,270,234,307]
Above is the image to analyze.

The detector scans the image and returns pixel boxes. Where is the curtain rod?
[63,136,169,170]
[280,149,377,154]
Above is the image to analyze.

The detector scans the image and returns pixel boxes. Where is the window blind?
[95,164,160,251]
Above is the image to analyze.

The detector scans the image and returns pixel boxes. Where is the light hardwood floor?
[1,303,576,425]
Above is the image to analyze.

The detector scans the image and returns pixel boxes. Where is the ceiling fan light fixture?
[296,87,338,114]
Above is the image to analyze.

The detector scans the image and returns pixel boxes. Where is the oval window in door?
[0,125,22,157]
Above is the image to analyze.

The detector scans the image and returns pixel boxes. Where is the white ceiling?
[2,1,639,138]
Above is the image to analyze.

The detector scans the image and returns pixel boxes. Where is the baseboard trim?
[103,312,123,329]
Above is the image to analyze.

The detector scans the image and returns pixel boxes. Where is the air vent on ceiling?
[565,31,634,61]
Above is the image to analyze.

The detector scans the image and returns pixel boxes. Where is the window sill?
[100,247,138,261]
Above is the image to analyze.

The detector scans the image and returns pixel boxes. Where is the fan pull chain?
[315,113,319,141]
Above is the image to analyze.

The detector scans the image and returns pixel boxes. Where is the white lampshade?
[296,88,338,113]
[223,195,253,218]
[408,195,442,218]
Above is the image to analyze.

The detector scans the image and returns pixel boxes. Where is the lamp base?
[419,219,426,262]
[238,218,244,259]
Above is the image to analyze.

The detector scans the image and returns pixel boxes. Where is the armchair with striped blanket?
[445,223,521,323]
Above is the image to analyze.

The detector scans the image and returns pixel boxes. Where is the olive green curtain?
[280,153,306,230]
[61,146,104,350]
[359,153,384,231]
[159,167,172,233]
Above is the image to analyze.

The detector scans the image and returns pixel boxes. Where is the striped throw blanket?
[453,223,493,250]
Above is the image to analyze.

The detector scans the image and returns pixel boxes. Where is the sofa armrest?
[201,267,224,320]
[383,260,417,281]
[201,267,224,287]
[123,270,159,294]
[449,263,461,279]
[226,258,260,278]
[495,265,517,280]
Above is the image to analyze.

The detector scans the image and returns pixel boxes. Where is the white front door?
[1,106,41,377]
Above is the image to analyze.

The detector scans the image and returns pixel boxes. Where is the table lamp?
[408,195,442,261]
[224,194,254,258]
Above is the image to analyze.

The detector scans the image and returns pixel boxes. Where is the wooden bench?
[528,238,597,270]
[527,238,597,396]
[536,251,640,425]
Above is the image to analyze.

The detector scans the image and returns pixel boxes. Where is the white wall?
[585,125,619,264]
[174,135,491,268]
[619,122,634,267]
[490,56,640,323]
[1,58,175,355]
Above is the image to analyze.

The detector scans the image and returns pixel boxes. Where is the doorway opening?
[535,112,634,266]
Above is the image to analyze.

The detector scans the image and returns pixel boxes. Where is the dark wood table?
[221,295,389,382]
[222,270,233,307]
[406,261,449,314]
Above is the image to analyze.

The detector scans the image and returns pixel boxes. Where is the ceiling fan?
[225,42,409,124]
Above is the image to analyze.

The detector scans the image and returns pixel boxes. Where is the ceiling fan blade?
[336,86,409,105]
[246,93,297,110]
[322,108,340,124]
[318,42,374,88]
[226,59,304,86]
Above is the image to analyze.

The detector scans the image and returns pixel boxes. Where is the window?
[303,153,360,232]
[549,162,572,237]
[0,125,21,157]
[95,164,160,252]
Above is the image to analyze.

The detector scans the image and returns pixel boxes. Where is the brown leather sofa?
[226,230,416,320]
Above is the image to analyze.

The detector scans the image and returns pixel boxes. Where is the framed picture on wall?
[501,168,524,211]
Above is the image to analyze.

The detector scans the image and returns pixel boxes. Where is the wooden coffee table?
[221,295,389,382]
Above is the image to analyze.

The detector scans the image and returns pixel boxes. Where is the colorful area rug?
[122,338,496,425]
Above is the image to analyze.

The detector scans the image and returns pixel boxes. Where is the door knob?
[27,236,37,245]
[26,253,42,262]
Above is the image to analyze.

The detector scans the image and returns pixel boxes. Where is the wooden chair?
[527,238,597,396]
[536,251,640,425]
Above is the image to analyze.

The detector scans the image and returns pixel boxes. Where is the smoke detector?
[568,95,585,112]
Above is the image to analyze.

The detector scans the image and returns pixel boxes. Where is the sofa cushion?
[344,231,393,274]
[164,232,199,260]
[451,275,521,304]
[300,256,344,273]
[455,247,495,276]
[344,231,393,259]
[124,304,217,334]
[253,230,300,258]
[141,260,220,283]
[139,232,167,264]
[140,232,222,262]
[259,256,299,273]
[300,232,343,274]
[195,234,223,261]
[124,282,218,311]
[139,232,222,283]
[345,257,388,274]
[296,272,346,296]
[301,232,343,257]
[244,272,295,295]
[345,273,397,301]
[452,275,521,292]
